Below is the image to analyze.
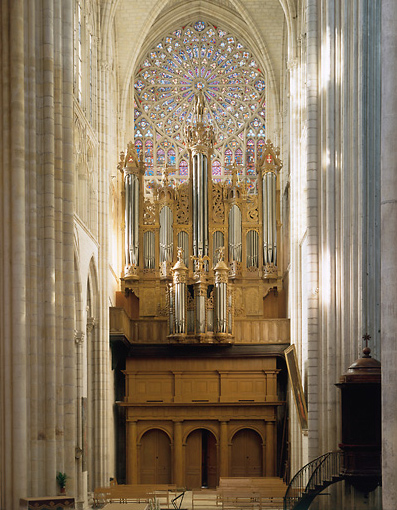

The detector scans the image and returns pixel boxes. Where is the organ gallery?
[110,95,290,486]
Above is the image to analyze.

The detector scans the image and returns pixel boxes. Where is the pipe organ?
[117,95,283,344]
[114,94,288,487]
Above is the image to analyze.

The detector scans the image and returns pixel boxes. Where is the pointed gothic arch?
[115,0,286,138]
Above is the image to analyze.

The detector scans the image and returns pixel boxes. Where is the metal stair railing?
[284,451,343,510]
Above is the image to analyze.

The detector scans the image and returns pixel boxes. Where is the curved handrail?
[284,451,343,510]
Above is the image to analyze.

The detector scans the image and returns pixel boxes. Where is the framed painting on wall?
[284,345,308,431]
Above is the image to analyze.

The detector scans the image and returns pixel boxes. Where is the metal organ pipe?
[160,206,173,263]
[171,250,188,337]
[192,153,209,261]
[198,154,203,254]
[192,155,197,257]
[215,282,227,333]
[228,205,242,262]
[196,292,206,334]
[263,172,277,266]
[174,281,186,334]
[124,174,130,266]
[203,155,208,258]
[247,230,259,268]
[177,231,189,267]
[214,254,229,337]
[143,231,155,269]
[134,174,139,261]
[125,173,139,267]
[213,231,224,262]
[168,282,174,335]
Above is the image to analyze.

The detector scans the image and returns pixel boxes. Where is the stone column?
[381,1,397,509]
[220,421,229,477]
[305,0,319,463]
[1,1,28,508]
[173,421,183,487]
[74,331,85,503]
[60,0,77,498]
[96,53,112,489]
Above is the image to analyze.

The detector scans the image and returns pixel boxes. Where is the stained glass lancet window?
[134,20,266,185]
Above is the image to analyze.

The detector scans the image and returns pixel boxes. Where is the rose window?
[134,20,266,188]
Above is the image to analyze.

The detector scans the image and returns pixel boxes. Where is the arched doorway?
[185,429,217,489]
[231,429,263,476]
[140,429,172,484]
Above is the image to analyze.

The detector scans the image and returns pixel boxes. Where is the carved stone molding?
[100,60,112,72]
[74,330,85,345]
[86,317,96,333]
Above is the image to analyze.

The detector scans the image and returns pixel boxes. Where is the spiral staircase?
[283,451,344,510]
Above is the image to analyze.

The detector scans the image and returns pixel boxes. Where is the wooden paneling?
[110,306,289,344]
[125,356,278,404]
[179,373,219,402]
[233,319,290,344]
[127,374,174,403]
[220,372,266,402]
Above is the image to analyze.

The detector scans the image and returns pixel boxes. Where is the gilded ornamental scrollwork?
[175,182,190,224]
[263,263,278,279]
[247,196,259,222]
[160,261,173,279]
[124,263,139,280]
[143,199,155,225]
[184,123,215,155]
[212,182,225,222]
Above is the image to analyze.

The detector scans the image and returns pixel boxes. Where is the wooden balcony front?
[110,306,290,345]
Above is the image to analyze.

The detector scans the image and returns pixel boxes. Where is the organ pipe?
[170,248,188,337]
[246,230,259,268]
[143,231,155,269]
[213,231,225,262]
[262,172,277,265]
[192,153,209,264]
[160,206,173,263]
[125,173,139,266]
[168,282,174,335]
[257,140,282,278]
[214,247,229,338]
[118,142,144,280]
[228,205,242,262]
[177,231,189,267]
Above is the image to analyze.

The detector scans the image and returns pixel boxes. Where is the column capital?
[86,316,96,332]
[74,330,85,345]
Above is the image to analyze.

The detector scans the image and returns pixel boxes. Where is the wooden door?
[206,431,218,488]
[186,429,218,489]
[231,429,263,476]
[185,430,202,489]
[140,429,171,484]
